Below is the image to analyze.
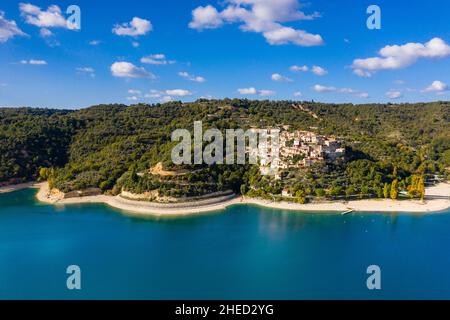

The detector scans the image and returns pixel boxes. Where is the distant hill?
[1,100,449,200]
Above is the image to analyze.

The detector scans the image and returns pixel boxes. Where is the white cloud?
[238,87,257,95]
[293,91,302,97]
[339,88,357,94]
[112,17,152,37]
[76,67,95,78]
[423,80,448,94]
[394,80,406,85]
[290,65,308,72]
[355,92,369,98]
[39,28,53,37]
[258,90,276,96]
[21,59,47,65]
[188,5,223,30]
[132,41,140,48]
[179,71,206,83]
[238,87,276,96]
[313,84,336,93]
[353,69,372,78]
[19,3,75,29]
[76,67,94,72]
[165,89,192,96]
[110,62,155,79]
[143,90,176,102]
[0,11,27,43]
[386,90,402,99]
[193,76,206,83]
[145,89,162,99]
[128,89,141,95]
[150,54,165,59]
[141,54,176,65]
[263,27,323,46]
[290,64,327,76]
[352,37,450,77]
[161,96,174,103]
[271,73,292,82]
[144,89,188,102]
[189,0,323,47]
[313,84,368,98]
[127,96,139,101]
[89,40,101,46]
[311,65,327,76]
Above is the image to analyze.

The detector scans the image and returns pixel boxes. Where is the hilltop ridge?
[1,99,449,202]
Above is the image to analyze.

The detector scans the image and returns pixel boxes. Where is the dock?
[341,209,355,215]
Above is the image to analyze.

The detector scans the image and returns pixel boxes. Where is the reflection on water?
[1,189,450,299]
[257,209,309,238]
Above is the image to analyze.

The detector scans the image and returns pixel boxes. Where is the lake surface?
[1,189,450,300]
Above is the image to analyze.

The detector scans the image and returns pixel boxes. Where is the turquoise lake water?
[1,188,450,300]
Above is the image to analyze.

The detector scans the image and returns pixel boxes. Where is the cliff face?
[63,188,102,199]
[42,186,102,201]
[120,189,235,204]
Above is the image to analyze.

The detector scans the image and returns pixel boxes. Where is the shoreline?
[35,182,241,216]
[0,182,38,194]
[2,181,448,216]
[30,182,450,217]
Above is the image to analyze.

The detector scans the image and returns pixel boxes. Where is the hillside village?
[256,128,345,177]
[2,100,447,203]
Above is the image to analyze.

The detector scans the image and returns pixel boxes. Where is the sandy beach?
[0,182,38,194]
[34,182,239,216]
[29,181,450,217]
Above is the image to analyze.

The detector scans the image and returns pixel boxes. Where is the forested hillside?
[0,108,77,184]
[1,100,449,200]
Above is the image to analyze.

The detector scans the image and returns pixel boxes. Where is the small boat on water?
[341,209,354,215]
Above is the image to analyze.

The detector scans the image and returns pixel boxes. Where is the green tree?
[129,165,139,184]
[345,185,356,198]
[39,167,52,181]
[295,196,306,204]
[399,180,406,191]
[383,183,390,199]
[295,190,305,198]
[315,188,326,197]
[418,176,425,202]
[390,179,399,200]
[393,166,398,178]
[407,175,425,199]
[240,184,248,195]
[375,186,383,198]
[360,185,369,198]
[328,186,343,197]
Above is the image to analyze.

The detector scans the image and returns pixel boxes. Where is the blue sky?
[0,0,449,109]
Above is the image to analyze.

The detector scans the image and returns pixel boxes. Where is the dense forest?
[1,100,449,202]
